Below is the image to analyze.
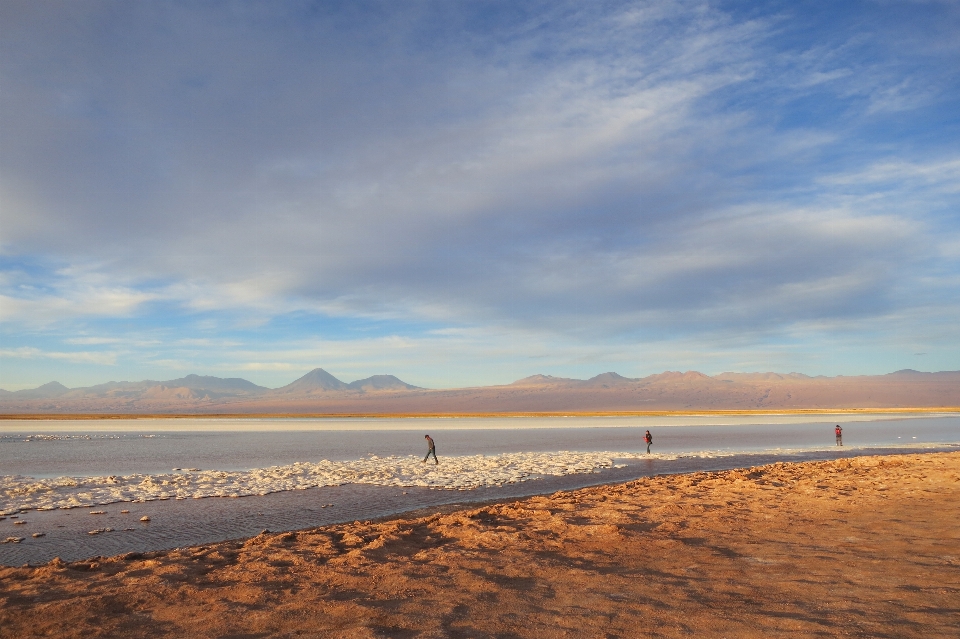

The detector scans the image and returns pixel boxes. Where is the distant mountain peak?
[10,381,71,399]
[645,370,709,381]
[275,368,349,393]
[510,374,576,386]
[159,375,268,393]
[582,372,636,386]
[37,381,69,391]
[347,375,420,391]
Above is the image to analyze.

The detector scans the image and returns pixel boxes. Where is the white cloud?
[0,262,162,325]
[63,337,124,345]
[1,1,958,386]
[0,347,41,358]
[0,346,117,365]
[820,157,960,191]
[226,362,303,372]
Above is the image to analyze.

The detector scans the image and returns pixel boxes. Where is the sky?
[1,1,959,391]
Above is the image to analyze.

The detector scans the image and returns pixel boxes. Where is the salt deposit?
[0,450,701,514]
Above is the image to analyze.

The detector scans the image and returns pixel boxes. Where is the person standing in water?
[644,430,653,454]
[423,434,438,464]
[835,425,843,446]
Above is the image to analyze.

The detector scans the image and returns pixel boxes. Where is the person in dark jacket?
[644,430,653,454]
[423,434,438,464]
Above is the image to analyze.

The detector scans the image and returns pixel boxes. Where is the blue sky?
[1,1,959,390]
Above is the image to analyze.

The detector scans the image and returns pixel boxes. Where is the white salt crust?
[4,443,945,515]
[0,450,697,514]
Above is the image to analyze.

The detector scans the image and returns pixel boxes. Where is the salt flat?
[0,411,951,433]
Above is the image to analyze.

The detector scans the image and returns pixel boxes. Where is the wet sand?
[2,452,958,638]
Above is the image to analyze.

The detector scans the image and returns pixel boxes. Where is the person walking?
[644,430,653,454]
[423,434,438,464]
[835,425,843,446]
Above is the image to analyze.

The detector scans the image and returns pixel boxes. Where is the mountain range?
[1,368,959,414]
[0,370,418,400]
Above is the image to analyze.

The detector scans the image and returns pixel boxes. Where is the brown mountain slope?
[1,370,958,415]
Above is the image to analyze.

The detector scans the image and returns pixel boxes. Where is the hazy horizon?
[4,366,958,395]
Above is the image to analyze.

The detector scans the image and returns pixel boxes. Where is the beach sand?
[1,452,958,638]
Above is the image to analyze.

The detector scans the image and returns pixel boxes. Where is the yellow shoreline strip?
[2,407,959,420]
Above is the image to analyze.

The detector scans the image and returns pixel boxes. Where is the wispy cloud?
[0,289,158,324]
[819,157,960,191]
[1,346,117,366]
[2,1,959,387]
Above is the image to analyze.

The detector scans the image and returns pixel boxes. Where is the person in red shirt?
[644,430,653,454]
[423,434,438,464]
[835,425,843,446]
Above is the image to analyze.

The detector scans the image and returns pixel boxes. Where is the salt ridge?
[3,444,948,515]
[0,450,700,514]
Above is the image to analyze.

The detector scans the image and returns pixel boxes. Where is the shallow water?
[1,415,957,565]
[3,414,957,478]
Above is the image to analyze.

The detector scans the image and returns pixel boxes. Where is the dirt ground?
[2,452,959,638]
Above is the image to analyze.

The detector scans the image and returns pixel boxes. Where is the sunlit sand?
[1,451,957,637]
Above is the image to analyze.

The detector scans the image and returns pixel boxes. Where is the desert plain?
[1,451,958,638]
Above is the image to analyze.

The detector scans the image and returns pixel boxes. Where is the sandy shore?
[3,407,959,419]
[2,453,958,638]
